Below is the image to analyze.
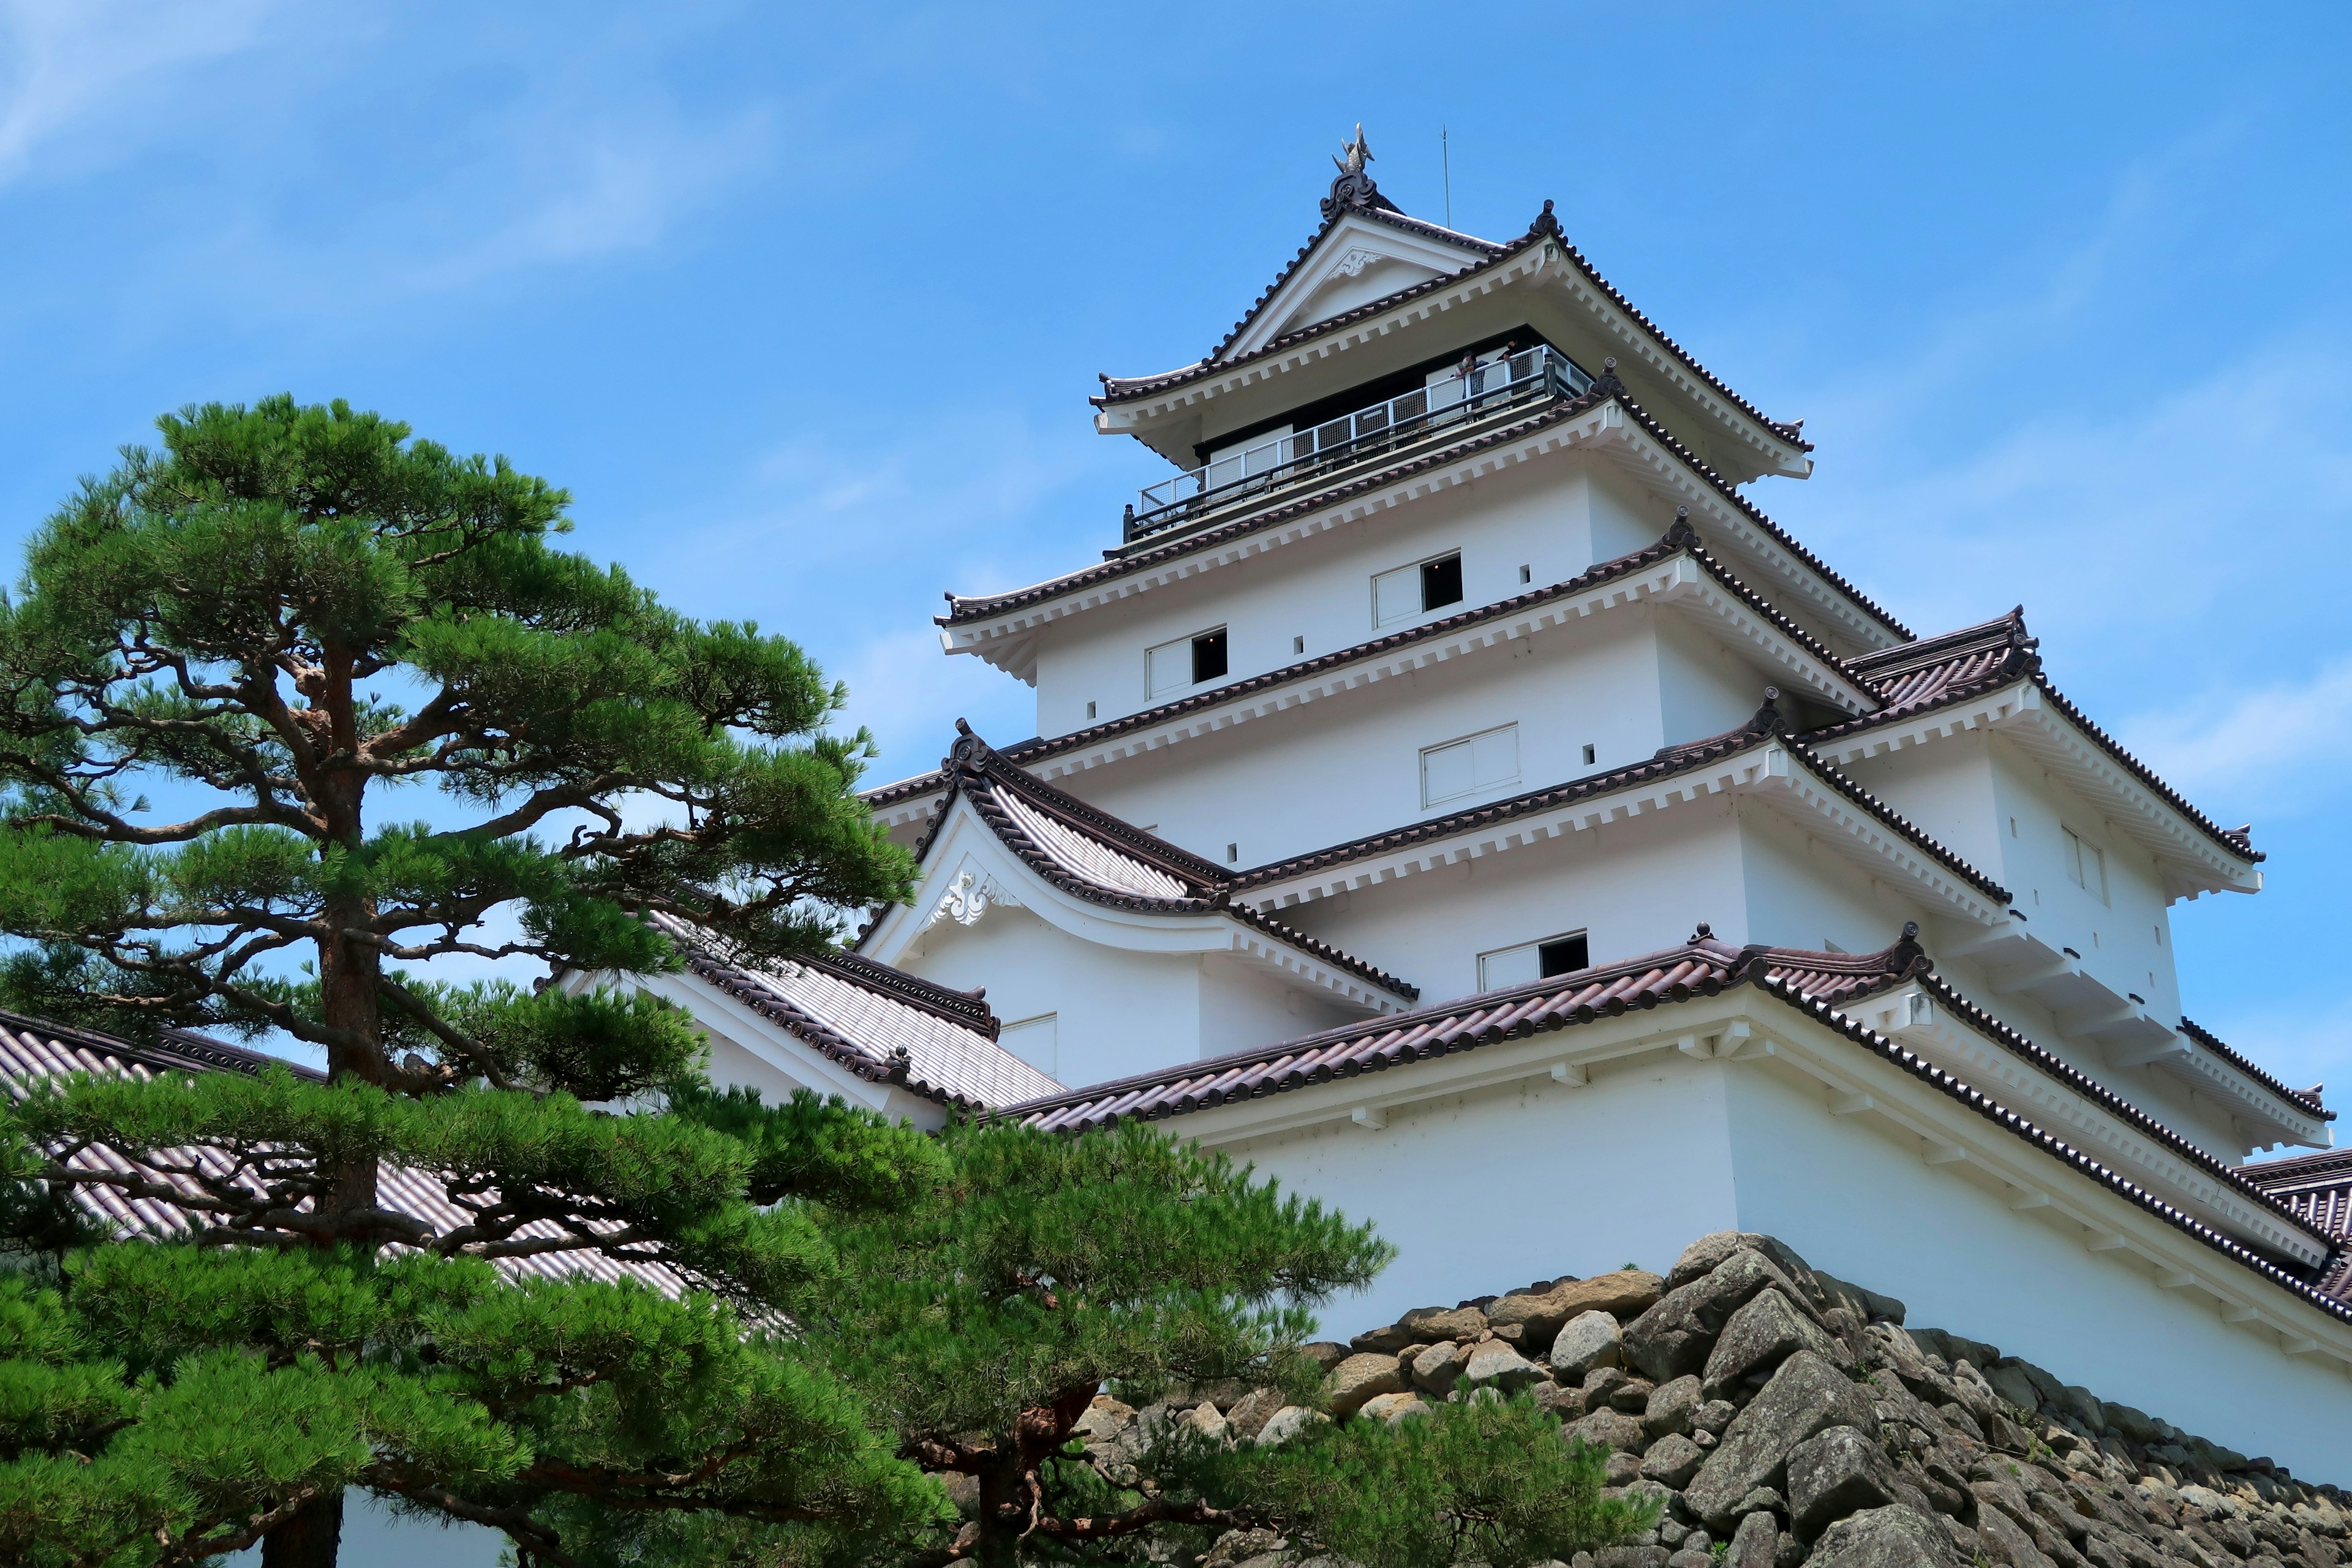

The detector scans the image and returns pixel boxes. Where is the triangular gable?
[1219,207,1498,363]
[860,727,1418,1010]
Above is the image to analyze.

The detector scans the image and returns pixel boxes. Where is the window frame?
[1371,549,1465,629]
[1419,722,1521,808]
[1144,625,1229,701]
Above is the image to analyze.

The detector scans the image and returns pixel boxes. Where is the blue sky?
[2,2,2349,1128]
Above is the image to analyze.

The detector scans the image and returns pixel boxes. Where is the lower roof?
[0,1011,685,1295]
[997,929,2352,1326]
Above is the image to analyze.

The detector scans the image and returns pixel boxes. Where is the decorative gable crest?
[1321,124,1387,221]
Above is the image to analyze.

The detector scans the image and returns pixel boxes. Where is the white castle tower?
[594,134,2352,1471]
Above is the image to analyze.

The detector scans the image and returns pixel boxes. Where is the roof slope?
[1098,198,1811,463]
[0,1012,684,1294]
[1229,695,2010,906]
[998,930,2352,1329]
[645,910,1063,1109]
[1805,610,2263,867]
[884,727,1420,1003]
[944,382,1906,647]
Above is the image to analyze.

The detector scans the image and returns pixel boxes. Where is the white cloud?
[400,101,777,291]
[0,0,281,185]
[2111,658,2352,820]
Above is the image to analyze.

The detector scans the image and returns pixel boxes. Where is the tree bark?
[260,1491,344,1568]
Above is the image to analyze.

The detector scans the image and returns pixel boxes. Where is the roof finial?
[1591,355,1626,398]
[1321,124,1385,220]
[1752,685,1784,734]
[1530,197,1562,239]
[1691,921,1714,942]
[1665,504,1698,548]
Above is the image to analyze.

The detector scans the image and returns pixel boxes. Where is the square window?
[1191,628,1228,684]
[1420,553,1464,612]
[1372,552,1463,628]
[1421,724,1520,807]
[1145,628,1226,698]
[1477,929,1588,990]
[2062,826,2109,905]
[1538,933,1590,976]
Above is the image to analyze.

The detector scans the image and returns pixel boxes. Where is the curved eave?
[1096,224,1813,487]
[1805,677,2263,900]
[865,801,1418,1015]
[943,395,1900,680]
[1234,737,2009,927]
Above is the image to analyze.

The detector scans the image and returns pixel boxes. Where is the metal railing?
[1125,344,1591,545]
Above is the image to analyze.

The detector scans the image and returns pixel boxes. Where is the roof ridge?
[1227,717,2009,906]
[948,385,1909,649]
[950,725,1232,894]
[997,936,1746,1119]
[995,949,2352,1327]
[1098,200,1814,469]
[0,1008,315,1082]
[797,948,1000,1039]
[932,731,1417,1001]
[2178,1017,2328,1118]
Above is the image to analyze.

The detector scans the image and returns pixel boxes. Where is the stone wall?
[1083,1231,2352,1567]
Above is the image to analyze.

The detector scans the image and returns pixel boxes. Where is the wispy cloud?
[2114,658,2352,821]
[0,0,281,186]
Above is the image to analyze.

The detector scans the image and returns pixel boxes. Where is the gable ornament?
[1321,123,1383,221]
[924,866,1018,931]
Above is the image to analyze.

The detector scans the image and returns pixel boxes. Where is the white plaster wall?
[1063,609,1672,875]
[1839,730,2241,1153]
[1029,456,1681,741]
[897,905,1204,1090]
[1722,1065,2352,1476]
[1200,953,1360,1055]
[1212,1051,1741,1334]
[1272,802,1751,1005]
[1655,612,1774,748]
[1732,799,1937,956]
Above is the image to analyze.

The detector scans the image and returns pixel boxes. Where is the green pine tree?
[0,396,1654,1568]
[0,396,939,1565]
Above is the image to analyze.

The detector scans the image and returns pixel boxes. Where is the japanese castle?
[18,131,2345,1478]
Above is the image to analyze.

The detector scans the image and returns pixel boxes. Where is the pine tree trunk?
[261,1492,344,1568]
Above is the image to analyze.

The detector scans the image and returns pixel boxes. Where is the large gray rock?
[1550,1309,1625,1380]
[1722,1509,1780,1568]
[1253,1406,1328,1447]
[1322,1353,1404,1419]
[1624,1250,1813,1382]
[1225,1386,1285,1442]
[1785,1424,1900,1536]
[1460,1340,1542,1392]
[1400,1303,1488,1341]
[1357,1390,1429,1425]
[1640,1432,1708,1487]
[1664,1231,1819,1293]
[1703,1287,1842,1400]
[1487,1270,1665,1346]
[1644,1374,1703,1438]
[1969,1500,2054,1568]
[1568,1407,1647,1454]
[1681,1352,1879,1529]
[1410,1340,1467,1395]
[1804,1505,1961,1568]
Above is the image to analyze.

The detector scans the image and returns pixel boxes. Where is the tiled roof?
[890,728,1420,1003]
[998,933,2352,1328]
[644,910,1062,1110]
[2177,1017,2328,1119]
[1804,612,2263,869]
[944,383,1907,649]
[948,385,1613,627]
[1227,698,2010,905]
[2245,1151,2352,1246]
[1195,198,1506,368]
[1779,956,2335,1246]
[875,520,1868,815]
[1098,203,1812,464]
[0,1012,685,1294]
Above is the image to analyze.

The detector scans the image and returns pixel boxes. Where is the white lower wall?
[1215,1050,1740,1331]
[1721,1065,2351,1476]
[1188,1047,2352,1479]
